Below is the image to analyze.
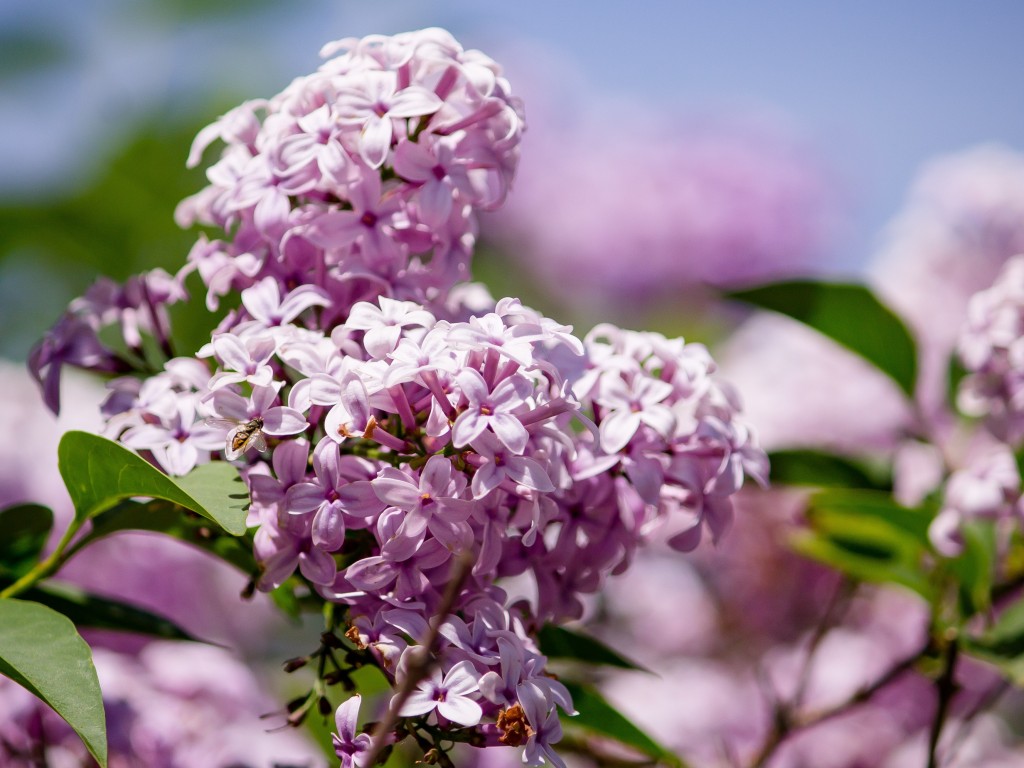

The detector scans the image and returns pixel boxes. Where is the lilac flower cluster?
[957,254,1024,445]
[29,269,185,413]
[30,28,767,767]
[175,26,524,315]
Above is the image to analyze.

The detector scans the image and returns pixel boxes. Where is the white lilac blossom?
[28,28,767,766]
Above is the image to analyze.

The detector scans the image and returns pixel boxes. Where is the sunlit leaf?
[727,280,917,398]
[58,431,247,534]
[538,625,650,672]
[0,598,107,766]
[792,489,935,599]
[562,681,685,767]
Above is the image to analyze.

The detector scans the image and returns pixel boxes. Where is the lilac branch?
[361,549,475,767]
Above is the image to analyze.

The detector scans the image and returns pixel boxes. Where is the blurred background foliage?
[5,0,1024,362]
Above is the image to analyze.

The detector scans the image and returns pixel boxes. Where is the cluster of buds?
[31,28,766,767]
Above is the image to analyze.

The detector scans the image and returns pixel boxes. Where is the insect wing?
[224,425,246,460]
[204,417,240,430]
[250,429,268,453]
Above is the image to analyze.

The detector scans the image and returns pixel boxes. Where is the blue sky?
[3,1,1024,271]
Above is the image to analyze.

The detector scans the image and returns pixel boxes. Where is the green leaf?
[727,280,917,398]
[0,504,54,578]
[947,354,969,413]
[78,499,257,574]
[808,489,933,543]
[562,682,685,767]
[792,490,935,599]
[58,431,248,535]
[0,598,107,766]
[768,450,891,490]
[538,625,650,672]
[948,521,996,618]
[13,580,200,642]
[963,595,1024,684]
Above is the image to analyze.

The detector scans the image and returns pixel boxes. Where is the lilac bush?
[21,27,767,768]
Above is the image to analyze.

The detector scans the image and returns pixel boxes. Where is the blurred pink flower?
[870,144,1024,416]
[484,114,842,308]
[0,643,324,767]
[716,313,912,454]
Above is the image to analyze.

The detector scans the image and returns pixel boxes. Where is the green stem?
[0,518,85,600]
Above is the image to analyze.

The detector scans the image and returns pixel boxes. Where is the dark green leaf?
[947,355,969,413]
[727,280,917,398]
[562,682,685,767]
[78,499,257,574]
[768,450,891,490]
[269,581,303,621]
[0,504,54,578]
[58,432,247,535]
[15,581,200,642]
[0,598,107,766]
[538,625,649,672]
[0,29,70,81]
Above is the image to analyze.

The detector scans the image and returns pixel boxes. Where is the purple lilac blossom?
[28,28,769,766]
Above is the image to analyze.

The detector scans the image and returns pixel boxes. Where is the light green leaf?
[58,431,247,535]
[0,598,107,766]
[727,280,917,398]
[808,489,933,544]
[949,521,996,618]
[562,682,685,767]
[538,625,650,672]
[0,504,54,578]
[963,595,1024,685]
[792,490,935,599]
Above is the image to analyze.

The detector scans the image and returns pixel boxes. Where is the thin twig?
[942,678,1010,766]
[747,640,930,768]
[361,549,475,767]
[927,637,960,768]
[791,578,857,708]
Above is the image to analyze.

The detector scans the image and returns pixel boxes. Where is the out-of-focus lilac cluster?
[0,643,326,767]
[29,28,767,767]
[29,269,186,414]
[483,117,840,309]
[871,145,1024,416]
[958,254,1024,445]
